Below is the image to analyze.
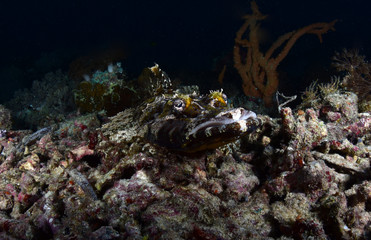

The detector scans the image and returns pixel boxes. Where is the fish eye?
[173,99,185,112]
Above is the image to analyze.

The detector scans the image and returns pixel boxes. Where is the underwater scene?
[0,0,370,239]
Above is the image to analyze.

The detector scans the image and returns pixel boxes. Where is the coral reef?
[0,64,370,239]
[5,70,76,130]
[74,62,137,116]
[234,1,336,106]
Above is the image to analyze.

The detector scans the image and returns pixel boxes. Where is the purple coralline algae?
[0,64,370,239]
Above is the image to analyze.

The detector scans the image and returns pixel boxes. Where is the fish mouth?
[182,108,260,152]
[188,108,258,137]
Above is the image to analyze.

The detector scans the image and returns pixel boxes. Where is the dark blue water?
[0,0,370,103]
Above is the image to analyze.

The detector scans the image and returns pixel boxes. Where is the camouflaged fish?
[102,64,261,154]
[141,88,260,153]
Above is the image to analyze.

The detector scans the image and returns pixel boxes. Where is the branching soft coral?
[234,1,336,106]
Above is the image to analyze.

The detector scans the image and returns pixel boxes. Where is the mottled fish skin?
[143,90,260,153]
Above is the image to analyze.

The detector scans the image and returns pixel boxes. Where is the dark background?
[0,0,370,103]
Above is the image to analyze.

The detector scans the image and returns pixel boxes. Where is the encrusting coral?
[234,1,336,106]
